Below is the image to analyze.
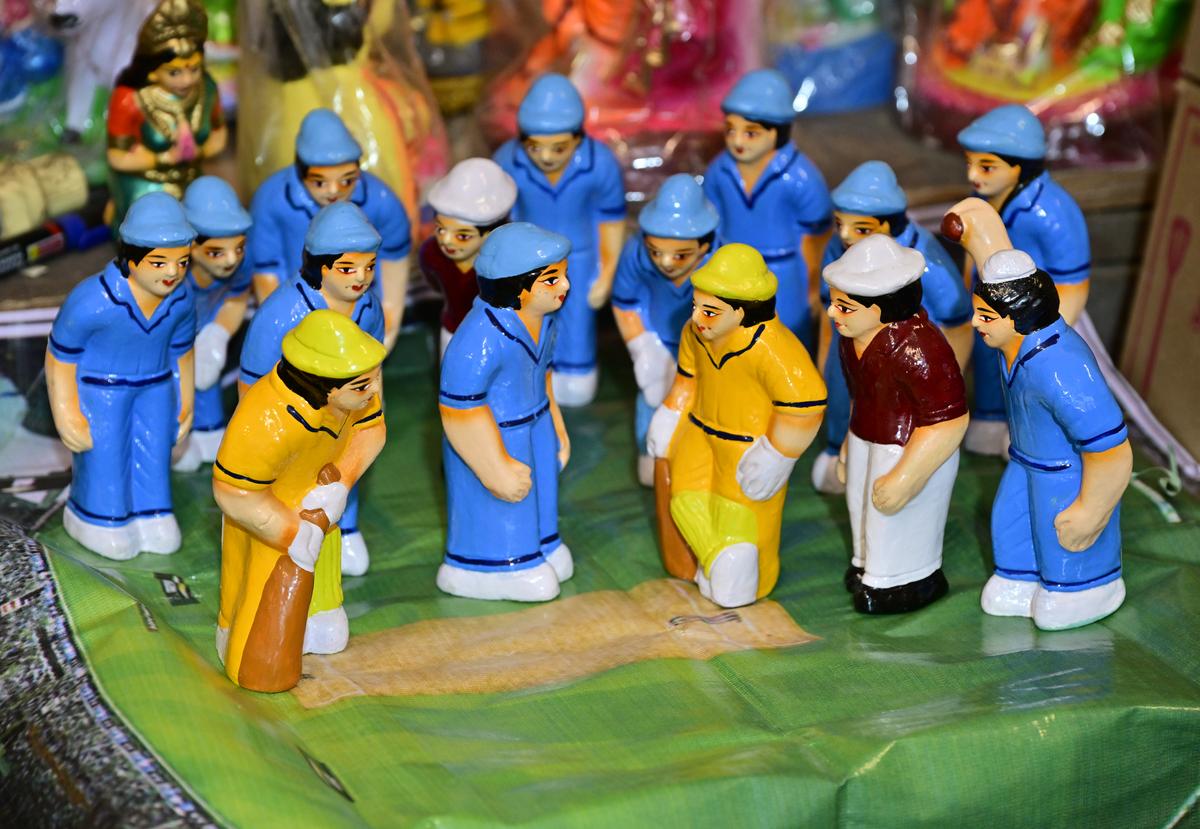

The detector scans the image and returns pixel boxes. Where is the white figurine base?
[1032,578,1126,631]
[545,543,574,582]
[637,454,654,488]
[436,561,561,602]
[551,369,598,408]
[810,450,845,495]
[704,542,759,608]
[964,419,1010,458]
[341,531,370,576]
[981,573,1039,618]
[63,504,139,560]
[137,514,181,554]
[304,606,350,654]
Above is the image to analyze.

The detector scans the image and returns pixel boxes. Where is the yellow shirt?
[214,367,383,506]
[677,318,826,440]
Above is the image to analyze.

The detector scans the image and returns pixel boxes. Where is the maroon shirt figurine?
[420,237,478,335]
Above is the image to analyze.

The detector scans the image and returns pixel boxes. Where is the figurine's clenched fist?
[646,405,682,459]
[194,322,231,390]
[484,458,532,503]
[302,481,350,526]
[54,408,93,453]
[1054,501,1110,552]
[287,520,325,572]
[628,331,676,408]
[736,437,797,501]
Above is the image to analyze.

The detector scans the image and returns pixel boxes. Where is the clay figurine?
[611,173,718,487]
[106,0,227,224]
[945,198,1131,630]
[172,175,252,471]
[248,108,411,349]
[213,309,387,692]
[823,234,968,614]
[438,222,573,601]
[240,201,383,577]
[813,160,973,495]
[702,68,832,346]
[958,104,1090,456]
[646,244,826,608]
[421,157,517,358]
[47,191,197,559]
[493,73,626,407]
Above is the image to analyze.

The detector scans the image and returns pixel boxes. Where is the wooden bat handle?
[298,464,343,533]
[317,463,341,485]
[941,212,965,243]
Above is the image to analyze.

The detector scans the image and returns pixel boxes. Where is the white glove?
[287,520,324,572]
[646,405,682,459]
[301,481,349,526]
[193,322,231,390]
[736,436,798,501]
[627,331,676,408]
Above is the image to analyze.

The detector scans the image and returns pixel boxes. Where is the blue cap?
[304,202,381,256]
[295,109,362,167]
[475,222,572,280]
[517,74,585,135]
[721,69,795,125]
[958,105,1046,160]
[118,191,195,248]
[638,174,719,239]
[831,161,907,217]
[183,176,252,238]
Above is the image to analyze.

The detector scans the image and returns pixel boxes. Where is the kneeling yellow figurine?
[646,244,826,608]
[212,310,387,693]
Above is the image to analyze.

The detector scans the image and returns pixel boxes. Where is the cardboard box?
[1184,0,1200,83]
[1120,79,1200,461]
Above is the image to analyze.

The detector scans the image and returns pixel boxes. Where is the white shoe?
[545,542,574,582]
[136,514,181,554]
[172,435,204,472]
[551,369,598,407]
[63,505,139,560]
[637,454,655,488]
[707,542,759,608]
[810,451,845,495]
[436,561,560,602]
[192,428,225,463]
[694,565,713,600]
[215,625,229,665]
[303,606,349,654]
[1033,578,1126,631]
[980,573,1038,618]
[341,531,370,576]
[965,420,1010,457]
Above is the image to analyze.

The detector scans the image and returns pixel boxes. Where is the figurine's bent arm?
[589,220,627,308]
[872,414,969,515]
[816,312,834,373]
[213,479,298,551]
[940,321,974,371]
[440,404,531,502]
[1054,439,1133,551]
[379,258,410,351]
[767,409,823,458]
[661,372,696,414]
[176,349,195,441]
[334,419,387,488]
[1056,279,1089,326]
[106,144,159,174]
[801,228,833,309]
[547,374,569,469]
[45,351,92,453]
[215,292,250,336]
[613,305,647,342]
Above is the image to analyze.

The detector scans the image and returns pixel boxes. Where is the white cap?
[981,249,1037,285]
[822,234,925,297]
[427,158,517,225]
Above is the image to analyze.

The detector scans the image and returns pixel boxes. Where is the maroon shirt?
[419,237,478,333]
[840,311,967,446]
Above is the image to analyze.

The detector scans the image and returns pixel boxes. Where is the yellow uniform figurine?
[212,310,387,694]
[646,244,826,608]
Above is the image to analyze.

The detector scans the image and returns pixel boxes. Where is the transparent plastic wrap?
[0,3,66,158]
[766,0,899,116]
[479,0,762,201]
[236,0,450,224]
[897,0,1193,165]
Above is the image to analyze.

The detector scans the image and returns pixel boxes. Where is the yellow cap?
[281,309,387,379]
[690,243,777,302]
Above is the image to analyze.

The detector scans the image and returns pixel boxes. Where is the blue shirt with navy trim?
[999,171,1090,286]
[186,263,251,330]
[611,237,708,357]
[49,261,196,379]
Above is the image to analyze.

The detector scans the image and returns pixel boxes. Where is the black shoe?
[853,569,949,615]
[844,565,864,592]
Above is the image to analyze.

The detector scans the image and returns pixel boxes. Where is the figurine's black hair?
[993,153,1046,185]
[300,252,342,290]
[845,280,924,324]
[295,159,362,181]
[713,295,777,327]
[472,217,509,236]
[192,234,210,245]
[277,356,361,410]
[477,266,548,310]
[724,113,794,150]
[643,231,716,250]
[114,243,158,276]
[878,211,909,237]
[114,48,187,89]
[518,130,585,143]
[974,269,1060,335]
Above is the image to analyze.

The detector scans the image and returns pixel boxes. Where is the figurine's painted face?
[972,296,1019,350]
[303,162,362,207]
[320,251,377,302]
[434,215,486,263]
[327,365,382,413]
[965,152,1021,199]
[643,234,710,281]
[723,114,777,166]
[521,132,581,175]
[691,290,743,342]
[834,212,890,249]
[191,235,246,281]
[148,53,204,98]
[519,259,570,314]
[827,289,884,339]
[127,245,191,297]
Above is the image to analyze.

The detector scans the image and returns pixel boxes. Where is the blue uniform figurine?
[438,222,575,602]
[813,161,973,494]
[611,173,718,486]
[703,69,832,346]
[970,247,1130,630]
[174,176,253,471]
[248,108,411,349]
[959,105,1091,456]
[47,191,197,560]
[493,73,627,407]
[239,200,384,577]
